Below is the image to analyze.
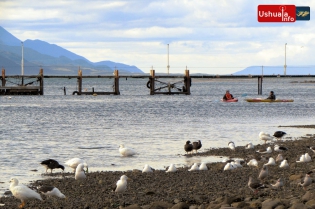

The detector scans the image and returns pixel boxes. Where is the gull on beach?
[247,159,258,167]
[297,153,311,163]
[119,144,136,157]
[299,171,313,190]
[38,186,66,198]
[274,144,288,152]
[271,178,284,190]
[166,164,177,173]
[307,146,315,153]
[199,162,208,170]
[40,159,65,173]
[276,154,284,163]
[184,141,193,155]
[228,141,235,151]
[264,157,276,166]
[259,132,273,144]
[224,162,235,171]
[9,178,43,208]
[75,163,86,180]
[142,164,153,173]
[256,147,272,154]
[64,158,88,172]
[192,140,202,154]
[233,159,243,168]
[279,159,289,168]
[114,175,129,197]
[188,163,199,171]
[245,142,254,149]
[258,165,269,181]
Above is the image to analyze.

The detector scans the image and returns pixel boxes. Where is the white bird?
[9,178,43,208]
[188,163,199,171]
[279,159,289,168]
[75,163,86,180]
[256,147,272,154]
[228,141,235,151]
[307,146,315,153]
[199,162,208,170]
[114,175,129,197]
[223,162,235,171]
[276,154,284,162]
[264,157,276,166]
[259,132,273,144]
[247,159,258,167]
[166,164,177,173]
[296,154,310,163]
[271,178,283,190]
[305,153,312,162]
[142,164,153,173]
[64,158,88,172]
[299,171,313,190]
[233,160,243,168]
[245,142,254,149]
[119,144,136,157]
[38,186,66,198]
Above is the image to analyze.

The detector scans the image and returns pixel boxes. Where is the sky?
[0,0,314,74]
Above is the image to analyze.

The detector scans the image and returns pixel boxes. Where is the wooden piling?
[1,68,5,87]
[78,68,82,95]
[39,68,44,95]
[114,70,120,95]
[149,70,155,95]
[184,69,191,95]
[258,76,263,95]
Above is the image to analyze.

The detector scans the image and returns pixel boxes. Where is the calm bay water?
[0,77,314,193]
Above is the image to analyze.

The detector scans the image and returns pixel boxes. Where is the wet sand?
[1,131,315,209]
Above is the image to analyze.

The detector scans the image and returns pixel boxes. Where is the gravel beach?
[1,131,315,209]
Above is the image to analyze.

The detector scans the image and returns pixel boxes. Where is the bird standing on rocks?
[64,158,88,172]
[38,186,66,198]
[166,164,177,173]
[274,144,288,152]
[264,157,276,166]
[228,141,235,151]
[188,163,199,171]
[192,140,202,154]
[276,154,284,163]
[113,175,129,197]
[256,147,272,154]
[40,159,65,173]
[142,164,153,173]
[273,131,287,141]
[271,178,284,190]
[307,146,315,153]
[245,142,254,149]
[259,132,273,144]
[184,141,193,155]
[299,171,313,190]
[75,163,86,180]
[258,165,269,181]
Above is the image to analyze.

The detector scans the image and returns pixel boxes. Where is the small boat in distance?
[245,98,294,102]
[221,98,238,102]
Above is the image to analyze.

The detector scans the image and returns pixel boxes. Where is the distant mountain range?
[0,26,143,75]
[233,66,315,75]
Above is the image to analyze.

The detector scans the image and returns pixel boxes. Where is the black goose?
[192,140,202,154]
[184,141,193,154]
[40,159,65,173]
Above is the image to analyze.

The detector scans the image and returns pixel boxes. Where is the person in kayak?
[223,90,234,100]
[266,91,276,100]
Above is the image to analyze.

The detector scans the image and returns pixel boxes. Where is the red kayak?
[221,98,238,102]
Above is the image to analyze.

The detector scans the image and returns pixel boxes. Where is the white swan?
[119,144,136,157]
[75,163,86,180]
[64,158,88,172]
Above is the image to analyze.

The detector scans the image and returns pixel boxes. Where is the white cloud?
[1,0,315,74]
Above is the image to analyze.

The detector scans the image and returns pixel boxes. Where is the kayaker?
[223,90,234,100]
[267,91,276,100]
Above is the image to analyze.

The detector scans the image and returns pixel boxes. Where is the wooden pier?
[1,67,314,96]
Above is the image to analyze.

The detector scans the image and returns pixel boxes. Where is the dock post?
[1,68,5,87]
[114,70,120,95]
[184,69,191,95]
[149,70,155,95]
[258,76,263,95]
[39,68,44,95]
[78,68,82,95]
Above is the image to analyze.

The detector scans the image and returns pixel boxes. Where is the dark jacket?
[267,94,276,100]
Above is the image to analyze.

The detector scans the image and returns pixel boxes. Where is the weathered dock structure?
[1,67,314,96]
